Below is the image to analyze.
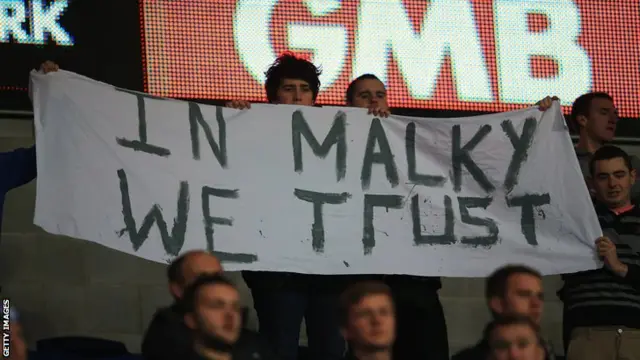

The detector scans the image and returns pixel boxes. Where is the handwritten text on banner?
[31,71,601,277]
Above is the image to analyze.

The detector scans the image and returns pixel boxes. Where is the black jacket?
[234,331,278,360]
[452,338,555,360]
[190,335,277,360]
[142,304,192,360]
[451,340,489,360]
[242,270,353,293]
[142,303,276,360]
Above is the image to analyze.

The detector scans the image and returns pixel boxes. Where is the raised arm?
[5,61,61,191]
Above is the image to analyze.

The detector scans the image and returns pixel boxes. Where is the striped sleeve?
[626,264,640,291]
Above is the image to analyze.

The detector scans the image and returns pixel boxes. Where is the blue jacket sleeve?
[0,146,37,191]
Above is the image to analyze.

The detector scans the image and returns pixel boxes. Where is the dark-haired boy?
[561,145,640,360]
[226,53,321,109]
[237,54,346,360]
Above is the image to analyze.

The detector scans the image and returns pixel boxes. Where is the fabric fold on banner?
[30,70,601,277]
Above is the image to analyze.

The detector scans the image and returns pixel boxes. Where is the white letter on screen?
[30,0,74,45]
[494,0,591,105]
[0,1,29,43]
[234,0,278,85]
[353,0,492,102]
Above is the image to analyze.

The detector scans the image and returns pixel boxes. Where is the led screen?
[141,0,640,117]
[0,0,143,110]
[0,0,74,92]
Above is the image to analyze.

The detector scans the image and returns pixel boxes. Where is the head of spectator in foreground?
[346,74,388,110]
[7,306,28,360]
[183,274,242,357]
[339,281,395,356]
[485,315,545,360]
[264,53,322,106]
[571,92,618,145]
[589,145,636,210]
[486,265,544,325]
[167,250,222,300]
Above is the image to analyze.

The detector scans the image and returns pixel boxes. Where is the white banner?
[31,71,601,277]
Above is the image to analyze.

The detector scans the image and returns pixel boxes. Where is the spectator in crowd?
[142,250,223,360]
[344,73,448,360]
[231,53,346,360]
[485,315,545,360]
[561,145,640,360]
[344,73,556,118]
[183,274,275,360]
[0,61,57,240]
[345,74,390,117]
[452,265,555,360]
[338,281,395,360]
[570,92,640,199]
[226,52,319,110]
[344,75,558,360]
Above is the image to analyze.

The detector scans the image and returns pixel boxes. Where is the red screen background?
[141,1,640,118]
